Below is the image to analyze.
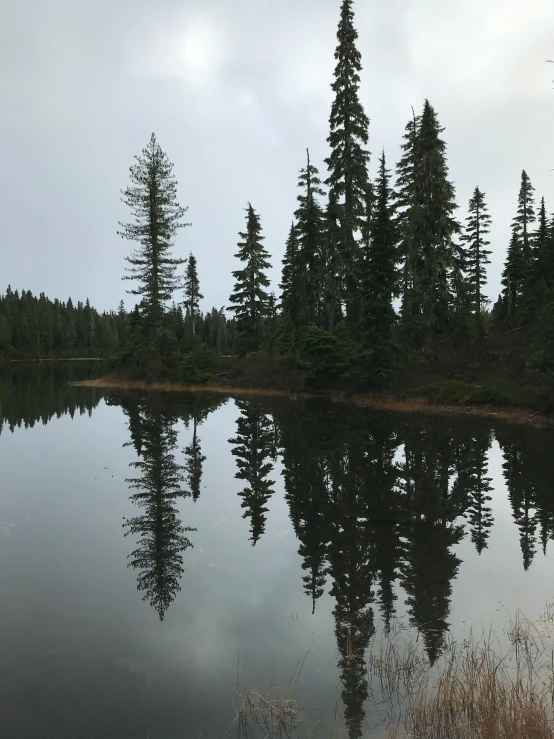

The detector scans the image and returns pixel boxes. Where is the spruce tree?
[322,191,344,331]
[461,187,492,333]
[409,100,459,346]
[279,222,300,320]
[294,149,326,325]
[395,114,420,326]
[229,401,275,546]
[496,226,525,322]
[325,0,370,327]
[228,204,271,355]
[513,170,536,322]
[359,151,397,381]
[183,252,203,337]
[531,197,550,313]
[122,400,195,620]
[118,133,189,360]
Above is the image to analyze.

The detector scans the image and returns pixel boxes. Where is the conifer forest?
[2,0,553,410]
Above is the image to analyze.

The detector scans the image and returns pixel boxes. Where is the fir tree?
[322,191,344,331]
[395,114,420,329]
[409,100,459,347]
[118,133,189,360]
[184,415,206,503]
[121,400,195,620]
[294,149,326,325]
[229,401,275,545]
[279,222,300,320]
[461,187,492,332]
[513,170,537,323]
[325,0,370,327]
[497,226,525,323]
[358,151,398,381]
[228,203,271,355]
[183,252,203,337]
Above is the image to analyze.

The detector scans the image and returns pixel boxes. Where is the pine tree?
[118,133,189,360]
[122,401,195,620]
[359,151,398,381]
[461,187,492,333]
[183,252,203,337]
[325,0,370,327]
[294,149,326,326]
[513,170,537,323]
[496,229,525,324]
[229,401,275,546]
[322,191,344,331]
[279,222,300,320]
[408,100,459,347]
[228,203,272,355]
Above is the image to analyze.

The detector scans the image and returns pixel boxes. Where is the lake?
[1,362,554,739]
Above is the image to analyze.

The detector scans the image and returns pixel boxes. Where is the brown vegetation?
[72,374,554,427]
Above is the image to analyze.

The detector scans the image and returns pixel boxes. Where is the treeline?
[110,0,554,394]
[224,0,554,384]
[0,287,121,359]
[0,286,238,362]
[0,362,105,433]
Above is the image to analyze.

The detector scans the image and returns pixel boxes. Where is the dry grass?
[232,654,311,738]
[71,376,311,400]
[368,613,554,739]
[227,610,554,738]
[72,376,554,427]
[348,393,554,427]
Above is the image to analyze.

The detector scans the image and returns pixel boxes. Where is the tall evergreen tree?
[294,149,326,325]
[121,399,195,620]
[279,222,300,320]
[183,252,203,337]
[228,204,271,354]
[496,226,525,322]
[358,151,397,381]
[513,170,537,323]
[461,187,492,332]
[408,100,459,347]
[396,114,421,340]
[325,0,370,327]
[229,401,275,545]
[322,191,344,331]
[118,133,189,360]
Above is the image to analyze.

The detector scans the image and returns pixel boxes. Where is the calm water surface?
[2,362,554,738]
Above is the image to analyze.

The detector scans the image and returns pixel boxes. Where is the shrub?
[179,344,217,383]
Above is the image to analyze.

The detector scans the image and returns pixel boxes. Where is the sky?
[0,0,552,313]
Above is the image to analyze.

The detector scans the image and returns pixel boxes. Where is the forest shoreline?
[72,373,554,428]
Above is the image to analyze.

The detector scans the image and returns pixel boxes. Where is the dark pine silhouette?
[229,400,276,546]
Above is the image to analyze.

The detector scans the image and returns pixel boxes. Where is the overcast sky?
[1,0,552,313]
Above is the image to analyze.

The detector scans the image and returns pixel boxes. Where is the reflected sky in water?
[1,363,554,738]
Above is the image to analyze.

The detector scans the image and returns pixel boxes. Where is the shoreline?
[72,376,554,427]
[3,357,105,363]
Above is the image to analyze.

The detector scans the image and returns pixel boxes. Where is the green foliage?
[228,203,272,355]
[359,151,398,380]
[325,0,370,324]
[410,377,542,409]
[179,343,218,383]
[294,149,326,325]
[461,187,492,333]
[398,101,460,349]
[119,133,189,359]
[183,252,203,338]
[0,286,121,360]
[299,324,354,388]
[228,401,275,545]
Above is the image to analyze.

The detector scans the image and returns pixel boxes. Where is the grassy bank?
[233,608,554,738]
[73,369,554,428]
